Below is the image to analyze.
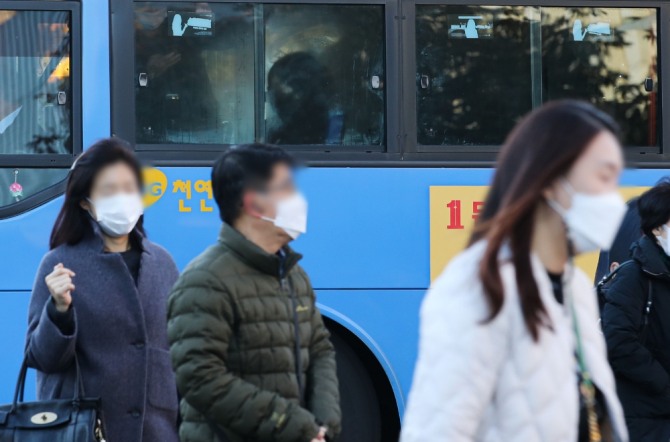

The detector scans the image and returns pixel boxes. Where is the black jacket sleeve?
[602,264,670,394]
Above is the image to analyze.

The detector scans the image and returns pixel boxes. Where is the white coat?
[401,242,628,442]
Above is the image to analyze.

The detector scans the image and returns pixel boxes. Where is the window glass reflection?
[264,4,385,146]
[134,3,385,148]
[0,10,72,154]
[416,5,532,145]
[542,7,658,147]
[134,2,255,145]
[416,6,658,147]
[0,167,68,208]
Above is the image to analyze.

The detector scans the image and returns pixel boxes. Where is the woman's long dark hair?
[469,100,620,341]
[50,138,145,249]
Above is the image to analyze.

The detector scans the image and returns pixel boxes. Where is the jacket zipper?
[279,259,305,406]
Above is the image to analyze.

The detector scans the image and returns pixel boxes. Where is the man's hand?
[310,426,328,442]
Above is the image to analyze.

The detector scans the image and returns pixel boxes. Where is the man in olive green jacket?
[167,144,341,442]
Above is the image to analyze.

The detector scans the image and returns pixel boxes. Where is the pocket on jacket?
[148,348,179,412]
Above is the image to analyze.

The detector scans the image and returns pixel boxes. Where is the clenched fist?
[45,263,75,312]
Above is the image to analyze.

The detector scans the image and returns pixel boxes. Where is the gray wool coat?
[25,221,180,442]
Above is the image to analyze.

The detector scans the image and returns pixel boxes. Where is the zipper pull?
[280,278,289,291]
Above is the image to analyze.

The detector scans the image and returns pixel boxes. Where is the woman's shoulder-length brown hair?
[470,100,620,341]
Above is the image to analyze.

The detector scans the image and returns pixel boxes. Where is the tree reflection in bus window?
[416,6,531,146]
[0,10,72,154]
[416,6,658,148]
[134,2,255,145]
[264,5,385,146]
[542,8,658,148]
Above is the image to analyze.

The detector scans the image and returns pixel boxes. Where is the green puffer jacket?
[167,224,341,442]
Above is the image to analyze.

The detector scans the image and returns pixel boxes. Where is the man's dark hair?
[212,144,295,224]
[638,183,670,238]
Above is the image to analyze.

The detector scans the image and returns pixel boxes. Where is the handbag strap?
[12,353,86,411]
[571,299,603,442]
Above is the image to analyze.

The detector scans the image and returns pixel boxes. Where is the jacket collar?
[632,235,670,280]
[218,223,301,277]
[80,216,149,255]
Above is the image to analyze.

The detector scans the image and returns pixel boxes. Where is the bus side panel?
[140,167,495,289]
[316,289,424,412]
[1,200,62,291]
[6,168,668,294]
[0,292,36,402]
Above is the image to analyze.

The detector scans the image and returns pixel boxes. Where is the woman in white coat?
[402,101,629,442]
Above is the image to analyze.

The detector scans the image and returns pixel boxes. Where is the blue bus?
[0,1,667,440]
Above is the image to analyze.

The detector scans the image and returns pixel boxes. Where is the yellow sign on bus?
[429,186,649,282]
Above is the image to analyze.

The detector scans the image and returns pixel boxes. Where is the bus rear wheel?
[326,320,400,442]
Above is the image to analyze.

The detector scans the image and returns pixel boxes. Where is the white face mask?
[261,192,308,240]
[548,180,626,254]
[655,225,670,256]
[89,193,144,238]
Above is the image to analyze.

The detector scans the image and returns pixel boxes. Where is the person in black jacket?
[595,176,670,282]
[602,183,670,441]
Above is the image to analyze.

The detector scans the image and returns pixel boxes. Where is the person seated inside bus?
[134,4,217,143]
[266,52,336,145]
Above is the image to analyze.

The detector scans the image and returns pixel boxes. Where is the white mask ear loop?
[547,198,567,218]
[546,178,577,217]
[253,193,275,224]
[561,178,576,196]
[545,180,577,257]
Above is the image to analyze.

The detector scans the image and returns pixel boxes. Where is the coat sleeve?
[25,253,78,374]
[305,284,341,440]
[167,268,320,442]
[401,267,509,442]
[602,265,670,394]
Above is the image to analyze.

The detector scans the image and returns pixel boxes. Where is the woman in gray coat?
[25,138,179,442]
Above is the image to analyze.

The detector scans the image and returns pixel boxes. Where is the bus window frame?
[0,0,82,220]
[401,0,666,166]
[112,0,669,167]
[0,1,82,168]
[111,0,401,164]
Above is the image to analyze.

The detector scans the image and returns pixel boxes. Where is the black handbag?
[0,355,106,442]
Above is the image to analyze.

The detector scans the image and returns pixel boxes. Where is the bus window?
[133,2,385,148]
[416,5,533,146]
[416,5,659,149]
[541,7,658,148]
[0,10,72,155]
[0,8,75,212]
[134,2,255,145]
[264,5,385,146]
